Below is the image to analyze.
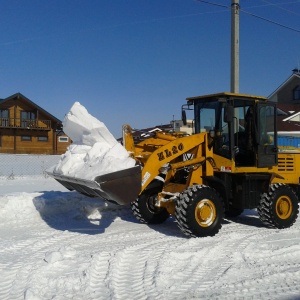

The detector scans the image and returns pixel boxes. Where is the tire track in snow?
[154,228,285,299]
[0,225,165,299]
[61,219,300,299]
[7,264,32,300]
[87,252,112,300]
[212,270,300,300]
[0,264,20,300]
[108,238,173,300]
[195,227,300,299]
[0,231,96,299]
[229,233,300,300]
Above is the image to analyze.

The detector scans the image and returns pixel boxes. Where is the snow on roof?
[283,111,300,122]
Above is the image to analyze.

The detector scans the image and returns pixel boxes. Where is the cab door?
[257,102,277,168]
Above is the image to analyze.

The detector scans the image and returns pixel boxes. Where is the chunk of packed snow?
[50,102,136,180]
[62,102,117,146]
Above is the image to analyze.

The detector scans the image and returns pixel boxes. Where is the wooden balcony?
[0,118,51,130]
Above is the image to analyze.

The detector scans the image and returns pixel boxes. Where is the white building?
[171,119,194,135]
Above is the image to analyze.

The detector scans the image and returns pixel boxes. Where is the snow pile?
[50,102,136,180]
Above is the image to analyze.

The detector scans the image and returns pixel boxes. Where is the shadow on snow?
[224,209,266,228]
[32,191,186,237]
[33,191,264,237]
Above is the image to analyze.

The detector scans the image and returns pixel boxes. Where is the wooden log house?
[0,93,71,154]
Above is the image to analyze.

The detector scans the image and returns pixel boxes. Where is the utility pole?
[231,0,240,93]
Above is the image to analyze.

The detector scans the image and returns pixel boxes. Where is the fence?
[0,154,62,178]
[3,136,299,179]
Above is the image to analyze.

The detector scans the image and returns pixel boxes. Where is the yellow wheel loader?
[48,92,300,237]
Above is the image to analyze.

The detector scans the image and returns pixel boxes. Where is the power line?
[261,0,300,17]
[196,0,300,9]
[240,8,300,33]
[196,0,300,34]
[247,0,300,9]
[194,0,229,9]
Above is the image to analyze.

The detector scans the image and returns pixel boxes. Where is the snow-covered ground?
[1,176,300,300]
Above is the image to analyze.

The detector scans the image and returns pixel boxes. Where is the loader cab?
[185,92,278,168]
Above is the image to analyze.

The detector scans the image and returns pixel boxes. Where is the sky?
[0,0,300,137]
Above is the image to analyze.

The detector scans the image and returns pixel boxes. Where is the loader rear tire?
[257,183,299,229]
[131,187,169,224]
[175,185,224,237]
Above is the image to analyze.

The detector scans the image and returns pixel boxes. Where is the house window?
[38,136,48,142]
[58,136,69,142]
[21,111,36,128]
[294,85,300,100]
[0,109,9,127]
[21,135,32,141]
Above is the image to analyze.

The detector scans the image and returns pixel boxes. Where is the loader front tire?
[257,183,299,229]
[131,187,169,224]
[175,185,224,237]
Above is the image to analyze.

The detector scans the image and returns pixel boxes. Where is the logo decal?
[157,143,184,161]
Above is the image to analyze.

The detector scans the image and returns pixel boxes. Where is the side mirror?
[182,110,187,126]
[224,105,233,123]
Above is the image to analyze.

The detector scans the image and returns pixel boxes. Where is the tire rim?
[146,195,159,213]
[276,196,293,220]
[195,199,216,227]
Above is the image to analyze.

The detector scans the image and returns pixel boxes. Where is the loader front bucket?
[46,165,142,206]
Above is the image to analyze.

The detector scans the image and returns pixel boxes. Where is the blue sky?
[1,0,300,137]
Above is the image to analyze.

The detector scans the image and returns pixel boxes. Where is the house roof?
[268,72,300,99]
[0,92,62,125]
[283,111,300,122]
[274,98,300,132]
